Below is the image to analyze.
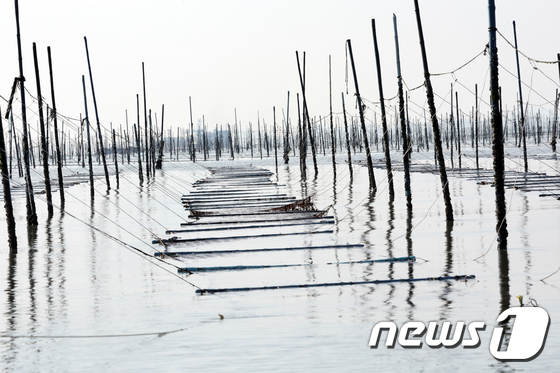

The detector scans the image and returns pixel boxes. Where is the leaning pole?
[488,0,508,249]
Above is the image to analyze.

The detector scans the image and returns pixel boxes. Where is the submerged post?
[372,19,394,196]
[0,107,18,252]
[341,93,353,179]
[84,36,111,191]
[346,39,376,190]
[156,104,165,169]
[489,0,508,249]
[112,129,119,189]
[414,0,453,221]
[82,75,95,200]
[33,42,53,217]
[47,47,65,207]
[393,14,411,207]
[14,0,38,225]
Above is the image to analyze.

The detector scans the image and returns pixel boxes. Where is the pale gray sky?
[2,0,559,133]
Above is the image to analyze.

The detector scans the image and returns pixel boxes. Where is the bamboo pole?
[328,55,336,177]
[393,14,411,207]
[513,21,528,172]
[489,0,508,249]
[273,107,278,172]
[156,104,165,169]
[81,75,95,200]
[295,52,318,176]
[112,129,119,189]
[372,19,394,196]
[0,107,18,252]
[341,93,353,179]
[47,46,66,209]
[413,0,453,221]
[14,0,38,225]
[346,39,376,190]
[142,62,150,178]
[189,96,195,162]
[84,36,110,191]
[135,95,143,184]
[33,42,53,217]
[284,92,290,164]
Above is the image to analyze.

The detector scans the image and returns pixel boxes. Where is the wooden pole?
[82,75,95,200]
[475,84,479,169]
[413,0,453,221]
[341,93,353,179]
[372,19,394,196]
[14,0,38,225]
[46,47,64,207]
[189,96,195,162]
[489,0,508,249]
[33,42,53,217]
[456,90,462,168]
[513,21,528,172]
[84,36,110,191]
[329,55,336,177]
[273,107,278,173]
[295,52,318,176]
[142,62,150,178]
[284,92,290,164]
[112,129,119,189]
[393,14,411,207]
[0,107,18,252]
[156,104,165,169]
[346,39,376,190]
[136,94,144,183]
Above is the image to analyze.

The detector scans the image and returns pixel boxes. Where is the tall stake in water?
[329,55,336,177]
[0,107,18,252]
[341,93,353,179]
[372,19,394,196]
[14,0,38,225]
[33,43,53,217]
[488,0,508,249]
[84,36,110,191]
[413,0,453,221]
[82,76,95,200]
[393,14,411,207]
[47,47,65,207]
[513,21,528,173]
[346,39,376,190]
[283,92,290,164]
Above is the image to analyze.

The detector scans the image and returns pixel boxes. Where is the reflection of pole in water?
[439,221,454,319]
[498,250,511,314]
[27,224,39,334]
[332,174,338,234]
[519,194,532,295]
[405,207,415,320]
[6,250,18,360]
[385,194,396,319]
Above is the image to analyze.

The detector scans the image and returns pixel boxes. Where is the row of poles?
[2,0,559,254]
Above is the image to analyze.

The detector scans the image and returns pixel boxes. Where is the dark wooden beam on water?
[166,220,335,234]
[179,215,335,227]
[154,243,363,257]
[178,256,415,273]
[153,230,333,244]
[196,275,476,294]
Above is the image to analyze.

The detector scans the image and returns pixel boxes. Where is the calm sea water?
[1,151,559,372]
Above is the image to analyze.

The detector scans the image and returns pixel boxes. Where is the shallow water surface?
[1,155,559,372]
